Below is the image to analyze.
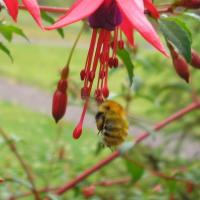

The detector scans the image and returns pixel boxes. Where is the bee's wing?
[127,113,156,134]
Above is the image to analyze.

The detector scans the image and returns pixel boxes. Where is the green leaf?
[117,48,134,86]
[124,160,144,183]
[159,17,192,62]
[166,180,177,194]
[0,23,28,41]
[0,42,13,61]
[41,12,64,38]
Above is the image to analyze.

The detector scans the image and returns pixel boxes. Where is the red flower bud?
[191,49,200,69]
[52,90,67,123]
[57,79,67,93]
[80,69,86,80]
[168,43,190,83]
[118,40,124,49]
[173,54,190,83]
[82,185,95,198]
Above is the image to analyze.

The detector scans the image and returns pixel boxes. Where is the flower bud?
[191,49,200,69]
[173,54,190,83]
[57,79,67,93]
[168,43,190,83]
[52,90,67,123]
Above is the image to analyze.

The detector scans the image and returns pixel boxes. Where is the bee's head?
[95,112,105,131]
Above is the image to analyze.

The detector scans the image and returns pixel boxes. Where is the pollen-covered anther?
[81,87,90,100]
[108,57,114,68]
[118,40,124,49]
[102,86,109,98]
[80,69,86,80]
[96,96,104,103]
[95,89,103,102]
[95,88,101,97]
[113,57,119,68]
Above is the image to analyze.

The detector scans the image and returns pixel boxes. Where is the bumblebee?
[95,100,128,148]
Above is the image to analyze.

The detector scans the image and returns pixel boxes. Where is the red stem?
[10,101,200,199]
[54,100,200,196]
[19,5,69,14]
[55,151,120,194]
[94,177,130,187]
[18,4,172,15]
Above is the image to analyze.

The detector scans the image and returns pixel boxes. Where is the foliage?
[0,1,200,200]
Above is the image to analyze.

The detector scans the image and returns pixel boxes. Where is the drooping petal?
[22,0,43,29]
[116,0,168,56]
[46,0,104,30]
[3,0,18,21]
[120,15,134,46]
[135,0,144,10]
[144,0,160,19]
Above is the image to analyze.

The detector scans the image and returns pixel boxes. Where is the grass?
[0,100,119,199]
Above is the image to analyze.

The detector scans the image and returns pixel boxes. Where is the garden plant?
[0,0,200,199]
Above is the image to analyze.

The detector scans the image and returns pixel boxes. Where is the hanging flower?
[2,0,43,28]
[46,0,167,139]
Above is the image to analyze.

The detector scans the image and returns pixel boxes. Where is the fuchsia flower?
[2,0,43,28]
[47,0,167,139]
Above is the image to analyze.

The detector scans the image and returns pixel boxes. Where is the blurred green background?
[0,1,200,199]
